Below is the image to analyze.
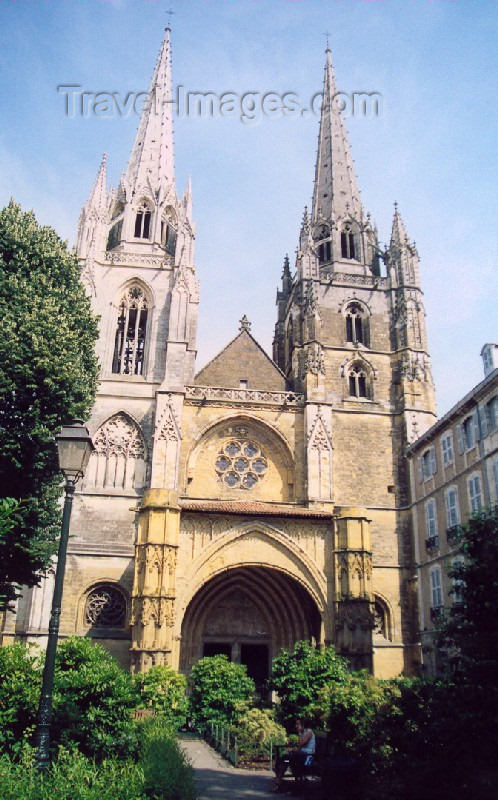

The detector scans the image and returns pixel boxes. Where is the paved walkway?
[180,737,278,799]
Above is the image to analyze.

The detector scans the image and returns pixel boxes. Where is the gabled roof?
[194,327,287,391]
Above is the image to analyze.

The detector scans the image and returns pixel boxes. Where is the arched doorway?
[179,566,322,695]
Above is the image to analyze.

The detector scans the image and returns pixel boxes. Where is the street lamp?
[35,420,94,771]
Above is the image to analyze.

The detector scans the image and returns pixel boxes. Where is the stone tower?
[273,46,437,671]
[2,36,437,681]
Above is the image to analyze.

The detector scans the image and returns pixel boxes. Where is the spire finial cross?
[239,315,251,333]
[324,32,331,50]
[166,8,175,29]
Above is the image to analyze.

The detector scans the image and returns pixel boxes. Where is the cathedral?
[3,28,438,683]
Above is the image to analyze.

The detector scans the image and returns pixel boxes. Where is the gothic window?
[161,219,177,256]
[84,413,147,491]
[345,302,368,346]
[317,240,331,264]
[341,224,357,260]
[112,284,149,376]
[348,363,368,398]
[84,584,127,628]
[134,202,152,239]
[373,600,391,640]
[215,439,268,490]
[106,220,123,251]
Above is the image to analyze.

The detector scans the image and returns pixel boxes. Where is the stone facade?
[2,32,439,683]
[407,350,498,675]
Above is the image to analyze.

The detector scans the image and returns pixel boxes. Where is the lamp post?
[35,420,94,771]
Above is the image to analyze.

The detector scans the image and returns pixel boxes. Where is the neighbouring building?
[407,345,498,675]
[2,28,440,683]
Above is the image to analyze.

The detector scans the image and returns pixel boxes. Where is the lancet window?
[341,223,357,260]
[134,202,152,239]
[112,284,149,376]
[345,302,368,346]
[161,219,177,256]
[348,363,368,398]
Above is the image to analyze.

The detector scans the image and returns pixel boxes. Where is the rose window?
[215,440,268,489]
[84,584,126,627]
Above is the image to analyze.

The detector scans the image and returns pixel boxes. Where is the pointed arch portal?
[179,566,322,693]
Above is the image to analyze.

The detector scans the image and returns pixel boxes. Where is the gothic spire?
[312,46,363,224]
[83,153,108,216]
[390,202,409,248]
[125,26,175,197]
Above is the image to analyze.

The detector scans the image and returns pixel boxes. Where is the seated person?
[273,719,315,791]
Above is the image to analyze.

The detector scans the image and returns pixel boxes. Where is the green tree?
[269,640,350,729]
[52,637,137,759]
[188,654,255,727]
[0,201,99,608]
[438,506,498,685]
[133,664,188,729]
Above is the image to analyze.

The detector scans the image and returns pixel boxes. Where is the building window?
[425,499,438,549]
[106,219,123,251]
[445,486,460,529]
[430,567,443,609]
[317,240,331,263]
[341,224,357,260]
[345,302,368,346]
[215,439,268,490]
[441,433,454,466]
[161,219,177,256]
[112,284,149,376]
[348,364,368,398]
[457,414,478,452]
[134,203,152,239]
[418,446,437,482]
[468,474,482,513]
[451,556,465,605]
[84,584,127,628]
[493,457,498,501]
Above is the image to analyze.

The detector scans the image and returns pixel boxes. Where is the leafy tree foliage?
[132,664,188,729]
[269,640,350,729]
[438,506,498,685]
[188,654,255,727]
[0,201,99,608]
[51,637,137,759]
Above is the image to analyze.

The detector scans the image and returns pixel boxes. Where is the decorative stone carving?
[85,584,126,627]
[185,386,305,407]
[85,413,147,490]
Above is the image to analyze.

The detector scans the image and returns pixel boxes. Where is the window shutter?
[473,410,481,442]
[456,424,464,454]
[430,446,437,474]
[479,405,488,438]
[417,456,423,483]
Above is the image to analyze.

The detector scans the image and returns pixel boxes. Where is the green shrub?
[52,637,137,759]
[140,717,196,800]
[133,664,188,729]
[270,640,350,729]
[189,654,255,727]
[0,643,42,754]
[0,745,146,800]
[231,707,286,762]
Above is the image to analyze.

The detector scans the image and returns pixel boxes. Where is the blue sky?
[1,0,496,416]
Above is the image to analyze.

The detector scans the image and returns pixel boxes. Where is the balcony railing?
[430,605,445,622]
[446,525,461,544]
[425,535,439,551]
